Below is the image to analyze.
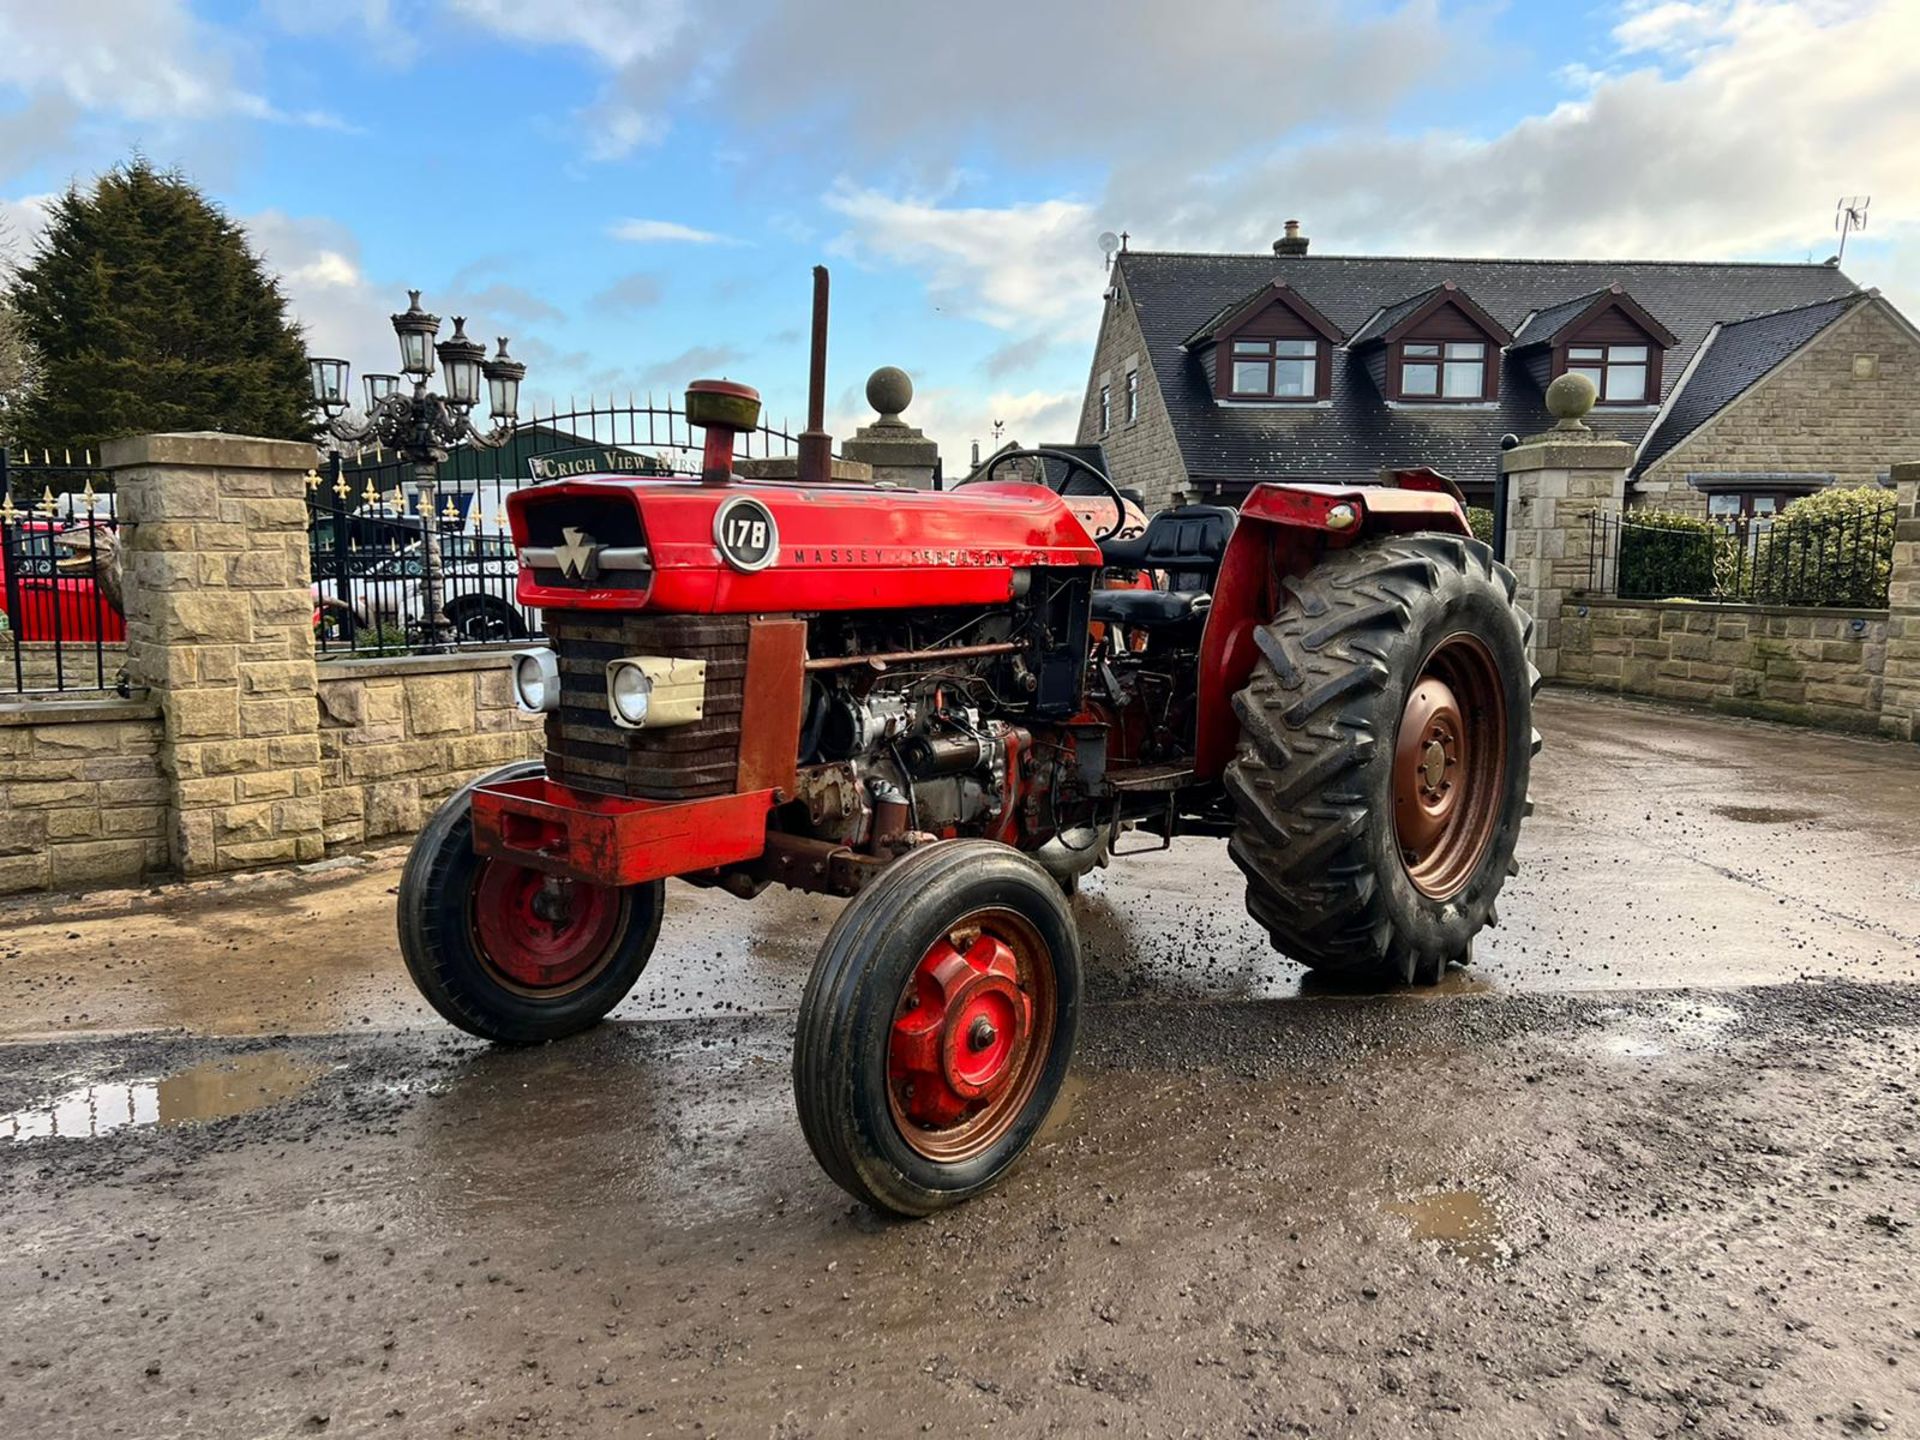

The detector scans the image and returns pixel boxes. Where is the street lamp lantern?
[392,289,440,379]
[311,288,532,653]
[309,357,350,413]
[363,373,401,412]
[435,317,486,410]
[482,337,526,423]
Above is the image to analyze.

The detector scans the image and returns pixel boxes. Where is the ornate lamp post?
[308,290,528,650]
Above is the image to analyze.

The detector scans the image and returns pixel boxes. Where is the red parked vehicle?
[397,270,1538,1216]
[0,519,125,643]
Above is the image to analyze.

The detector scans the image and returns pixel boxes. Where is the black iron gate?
[306,401,803,656]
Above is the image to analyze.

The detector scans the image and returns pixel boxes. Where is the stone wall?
[1636,299,1920,515]
[317,651,543,849]
[1077,271,1191,511]
[0,698,168,893]
[4,642,129,693]
[1560,598,1890,733]
[1884,464,1920,740]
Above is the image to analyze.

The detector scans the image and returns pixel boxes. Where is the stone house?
[1078,224,1920,517]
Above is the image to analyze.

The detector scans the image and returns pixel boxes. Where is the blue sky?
[2,0,1916,464]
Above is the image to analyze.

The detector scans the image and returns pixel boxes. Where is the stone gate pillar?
[1499,376,1632,680]
[840,367,940,488]
[104,432,325,875]
[1882,461,1920,741]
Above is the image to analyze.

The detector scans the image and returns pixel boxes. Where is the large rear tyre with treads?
[794,840,1081,1217]
[398,760,665,1044]
[1225,532,1538,986]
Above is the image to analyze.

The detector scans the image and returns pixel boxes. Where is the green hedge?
[1747,486,1896,608]
[1617,510,1717,599]
[1465,506,1495,545]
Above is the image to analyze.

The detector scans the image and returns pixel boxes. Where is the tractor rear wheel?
[1224,532,1538,986]
[398,761,665,1043]
[794,840,1081,1216]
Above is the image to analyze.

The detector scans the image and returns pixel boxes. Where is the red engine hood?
[510,477,1102,613]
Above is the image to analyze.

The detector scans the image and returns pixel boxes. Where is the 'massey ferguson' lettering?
[789,548,1003,566]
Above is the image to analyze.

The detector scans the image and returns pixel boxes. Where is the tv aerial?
[1835,196,1869,264]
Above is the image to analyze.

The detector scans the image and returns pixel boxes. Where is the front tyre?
[1225,532,1538,986]
[397,761,665,1043]
[794,840,1082,1217]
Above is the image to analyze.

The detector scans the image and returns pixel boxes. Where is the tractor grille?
[542,611,750,800]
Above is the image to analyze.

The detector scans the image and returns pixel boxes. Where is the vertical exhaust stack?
[797,265,833,486]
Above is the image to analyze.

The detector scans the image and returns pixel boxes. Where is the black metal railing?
[307,401,804,657]
[1587,505,1897,609]
[1,447,125,695]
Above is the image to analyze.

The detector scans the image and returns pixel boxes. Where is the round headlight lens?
[511,649,559,712]
[610,663,652,726]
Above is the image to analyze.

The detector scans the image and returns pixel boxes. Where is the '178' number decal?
[714,497,778,572]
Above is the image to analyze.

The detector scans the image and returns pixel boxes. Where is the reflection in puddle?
[1591,999,1741,1060]
[1385,1188,1510,1267]
[1,1051,326,1141]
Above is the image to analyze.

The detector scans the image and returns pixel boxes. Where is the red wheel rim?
[887,907,1057,1164]
[1392,632,1508,901]
[470,859,629,995]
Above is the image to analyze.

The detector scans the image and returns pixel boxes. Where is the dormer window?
[1399,340,1488,400]
[1510,284,1675,407]
[1231,337,1319,399]
[1349,282,1511,405]
[1182,279,1343,404]
[1567,342,1649,403]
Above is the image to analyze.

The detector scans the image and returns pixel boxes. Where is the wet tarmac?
[1,691,1917,1437]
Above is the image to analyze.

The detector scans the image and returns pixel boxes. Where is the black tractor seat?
[1090,588,1212,627]
[1091,503,1236,629]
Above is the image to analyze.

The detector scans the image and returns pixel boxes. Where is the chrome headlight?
[605,655,707,730]
[608,661,652,727]
[510,647,560,713]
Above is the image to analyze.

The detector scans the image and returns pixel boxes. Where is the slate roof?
[1115,250,1862,492]
[1345,285,1442,347]
[1635,293,1869,472]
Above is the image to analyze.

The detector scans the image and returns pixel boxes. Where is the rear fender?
[1191,482,1471,779]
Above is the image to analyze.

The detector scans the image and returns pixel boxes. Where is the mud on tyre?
[1224,532,1538,985]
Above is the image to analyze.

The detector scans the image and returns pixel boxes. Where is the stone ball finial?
[866,365,913,422]
[1545,371,1597,428]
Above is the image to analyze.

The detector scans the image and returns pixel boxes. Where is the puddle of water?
[1384,1189,1510,1267]
[1,1051,326,1142]
[1589,999,1741,1061]
[1711,804,1821,825]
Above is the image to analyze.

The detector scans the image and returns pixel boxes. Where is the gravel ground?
[1,691,1917,1437]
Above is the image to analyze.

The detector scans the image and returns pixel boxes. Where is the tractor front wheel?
[1225,532,1538,986]
[398,761,665,1043]
[794,840,1082,1216]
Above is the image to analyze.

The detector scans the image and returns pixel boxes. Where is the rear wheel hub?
[1392,633,1508,901]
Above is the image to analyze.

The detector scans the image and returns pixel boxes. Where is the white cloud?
[0,1,348,130]
[609,218,742,245]
[244,211,398,367]
[825,186,1103,334]
[1123,0,1920,268]
[448,0,688,67]
[0,195,55,270]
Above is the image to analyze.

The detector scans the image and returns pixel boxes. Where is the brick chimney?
[1273,220,1310,257]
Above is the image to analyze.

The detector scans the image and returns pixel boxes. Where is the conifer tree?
[7,159,313,453]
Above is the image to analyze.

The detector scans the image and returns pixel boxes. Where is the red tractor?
[398,271,1537,1216]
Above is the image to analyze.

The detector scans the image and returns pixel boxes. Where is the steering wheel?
[961,447,1130,543]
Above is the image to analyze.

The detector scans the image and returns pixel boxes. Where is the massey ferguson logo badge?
[714,496,778,573]
[554,527,599,582]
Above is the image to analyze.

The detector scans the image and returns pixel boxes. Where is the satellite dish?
[1098,231,1120,262]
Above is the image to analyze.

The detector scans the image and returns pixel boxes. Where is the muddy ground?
[1,691,1918,1437]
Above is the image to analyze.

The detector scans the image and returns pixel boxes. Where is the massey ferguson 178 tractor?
[398,269,1538,1216]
